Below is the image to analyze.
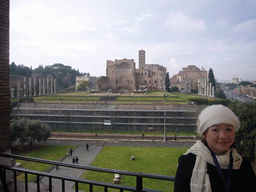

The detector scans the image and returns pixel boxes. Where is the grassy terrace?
[19,91,207,104]
[13,145,187,192]
[12,145,75,182]
[80,146,187,192]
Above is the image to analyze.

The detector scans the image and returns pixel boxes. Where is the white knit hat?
[197,105,240,135]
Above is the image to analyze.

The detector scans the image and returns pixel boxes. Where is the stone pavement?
[40,145,103,191]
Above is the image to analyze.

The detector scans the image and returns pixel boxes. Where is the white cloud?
[101,32,117,42]
[164,11,207,32]
[169,58,179,68]
[135,14,153,22]
[216,20,229,27]
[233,18,256,32]
[9,0,256,81]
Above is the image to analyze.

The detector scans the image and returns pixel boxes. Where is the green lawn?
[12,145,75,181]
[27,91,208,104]
[79,146,188,192]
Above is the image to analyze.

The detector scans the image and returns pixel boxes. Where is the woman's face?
[203,123,235,154]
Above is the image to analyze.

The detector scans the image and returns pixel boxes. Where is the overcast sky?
[10,0,256,82]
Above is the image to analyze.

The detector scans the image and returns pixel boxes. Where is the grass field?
[12,145,75,181]
[79,146,188,192]
[12,145,187,191]
[28,91,206,105]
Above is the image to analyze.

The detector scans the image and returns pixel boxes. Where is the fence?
[0,153,175,192]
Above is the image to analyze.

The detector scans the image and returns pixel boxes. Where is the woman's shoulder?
[178,153,197,166]
[240,158,256,177]
[179,153,197,160]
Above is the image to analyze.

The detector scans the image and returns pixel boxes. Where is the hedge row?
[188,98,231,106]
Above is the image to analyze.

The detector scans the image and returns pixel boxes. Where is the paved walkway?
[40,145,103,191]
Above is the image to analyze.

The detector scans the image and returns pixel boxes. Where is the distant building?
[170,65,207,92]
[106,58,136,92]
[136,50,166,91]
[97,50,166,92]
[75,75,97,91]
[231,78,239,84]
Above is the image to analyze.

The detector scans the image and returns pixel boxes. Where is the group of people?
[66,144,90,164]
[174,105,256,192]
[72,156,79,164]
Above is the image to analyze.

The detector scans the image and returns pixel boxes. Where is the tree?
[11,118,51,146]
[228,102,256,158]
[9,62,32,77]
[216,90,227,99]
[78,81,90,91]
[225,83,237,90]
[170,86,179,92]
[239,81,252,89]
[165,72,171,92]
[208,68,216,94]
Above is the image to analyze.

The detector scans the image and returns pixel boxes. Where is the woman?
[174,105,256,192]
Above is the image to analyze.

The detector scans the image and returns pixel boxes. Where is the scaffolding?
[11,103,198,133]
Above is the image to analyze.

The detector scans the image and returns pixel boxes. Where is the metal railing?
[0,153,175,192]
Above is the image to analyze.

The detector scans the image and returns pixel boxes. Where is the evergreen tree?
[165,72,171,92]
[208,68,216,94]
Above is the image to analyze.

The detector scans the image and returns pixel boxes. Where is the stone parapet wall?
[43,138,196,148]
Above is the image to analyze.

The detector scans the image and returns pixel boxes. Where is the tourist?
[70,148,73,156]
[86,144,89,151]
[75,156,79,164]
[174,105,256,192]
[72,157,75,164]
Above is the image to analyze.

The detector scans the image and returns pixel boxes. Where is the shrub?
[11,118,51,146]
[228,102,256,158]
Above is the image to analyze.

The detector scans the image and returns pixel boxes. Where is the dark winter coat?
[174,153,256,192]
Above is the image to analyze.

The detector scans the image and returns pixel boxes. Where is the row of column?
[11,77,57,98]
[198,77,215,97]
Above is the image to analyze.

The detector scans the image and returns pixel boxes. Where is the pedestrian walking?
[75,156,79,164]
[72,157,75,164]
[86,144,89,151]
[70,148,73,156]
[67,149,70,156]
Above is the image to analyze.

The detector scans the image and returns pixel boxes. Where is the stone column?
[204,78,207,96]
[47,78,50,95]
[24,77,27,97]
[38,78,42,96]
[34,77,37,96]
[212,86,215,97]
[199,79,203,95]
[51,78,54,95]
[43,78,46,95]
[54,78,57,94]
[29,77,32,96]
[209,82,212,96]
[11,88,15,98]
[17,82,20,98]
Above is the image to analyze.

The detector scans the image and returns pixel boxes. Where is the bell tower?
[139,49,145,68]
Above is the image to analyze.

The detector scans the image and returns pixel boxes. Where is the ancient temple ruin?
[10,76,57,98]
